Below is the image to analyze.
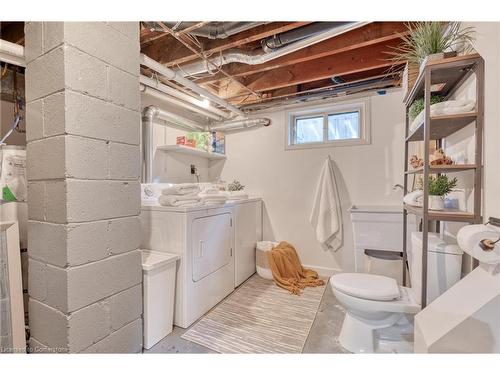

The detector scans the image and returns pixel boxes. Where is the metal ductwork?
[143,22,266,39]
[142,105,270,182]
[262,22,351,50]
[142,106,207,183]
[208,118,270,132]
[0,39,25,67]
[174,22,369,77]
[141,53,246,117]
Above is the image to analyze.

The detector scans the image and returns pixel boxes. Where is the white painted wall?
[220,90,406,273]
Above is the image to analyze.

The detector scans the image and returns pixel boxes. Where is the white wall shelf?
[157,144,226,160]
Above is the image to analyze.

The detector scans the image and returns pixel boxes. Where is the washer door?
[192,213,232,282]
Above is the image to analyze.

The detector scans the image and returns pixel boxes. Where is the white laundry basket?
[256,241,278,280]
[141,250,180,350]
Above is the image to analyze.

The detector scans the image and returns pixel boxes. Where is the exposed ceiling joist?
[142,22,312,67]
[194,22,408,85]
[216,39,402,99]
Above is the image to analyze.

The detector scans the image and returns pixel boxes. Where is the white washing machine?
[140,194,262,328]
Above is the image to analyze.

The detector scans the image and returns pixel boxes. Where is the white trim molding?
[285,97,372,150]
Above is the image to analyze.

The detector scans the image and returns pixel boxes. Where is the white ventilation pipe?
[154,108,206,132]
[142,105,270,182]
[175,22,369,77]
[140,75,231,120]
[0,39,25,67]
[142,107,157,183]
[140,54,246,117]
[140,84,225,121]
[142,106,207,183]
[208,118,270,132]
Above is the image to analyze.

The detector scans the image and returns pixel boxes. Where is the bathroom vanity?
[140,198,262,328]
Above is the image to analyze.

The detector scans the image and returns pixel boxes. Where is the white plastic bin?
[141,250,180,350]
[255,241,278,280]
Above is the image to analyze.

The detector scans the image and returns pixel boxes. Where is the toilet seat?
[332,284,421,314]
[331,273,400,301]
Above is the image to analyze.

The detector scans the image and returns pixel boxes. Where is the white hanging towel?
[309,157,343,251]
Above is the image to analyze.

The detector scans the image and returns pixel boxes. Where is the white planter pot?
[429,195,445,210]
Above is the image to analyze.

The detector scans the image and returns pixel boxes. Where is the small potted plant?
[389,22,475,95]
[419,175,458,210]
[227,180,245,192]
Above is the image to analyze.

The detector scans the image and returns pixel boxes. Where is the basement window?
[286,98,371,149]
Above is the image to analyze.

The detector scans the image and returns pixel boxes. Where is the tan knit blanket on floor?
[267,241,325,295]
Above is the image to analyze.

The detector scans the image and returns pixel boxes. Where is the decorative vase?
[429,195,445,211]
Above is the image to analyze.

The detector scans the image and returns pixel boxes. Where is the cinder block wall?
[24,22,143,353]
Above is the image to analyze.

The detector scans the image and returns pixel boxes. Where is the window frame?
[286,98,371,150]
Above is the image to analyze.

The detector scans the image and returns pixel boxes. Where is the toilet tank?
[350,205,411,251]
[409,232,463,305]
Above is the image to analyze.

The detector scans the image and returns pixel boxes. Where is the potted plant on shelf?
[419,175,458,210]
[389,22,475,96]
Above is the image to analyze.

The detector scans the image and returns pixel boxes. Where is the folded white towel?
[403,190,424,207]
[199,192,228,199]
[410,99,476,132]
[161,183,200,196]
[226,191,249,200]
[201,185,221,194]
[200,193,228,206]
[159,194,201,207]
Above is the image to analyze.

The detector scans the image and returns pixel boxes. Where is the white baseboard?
[303,264,342,278]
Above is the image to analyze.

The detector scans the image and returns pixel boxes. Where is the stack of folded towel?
[410,99,476,132]
[198,191,228,206]
[158,183,201,207]
[226,191,249,201]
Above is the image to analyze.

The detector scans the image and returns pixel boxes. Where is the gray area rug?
[181,274,327,353]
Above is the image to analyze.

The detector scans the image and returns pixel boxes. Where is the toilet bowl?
[330,232,463,353]
[330,273,420,353]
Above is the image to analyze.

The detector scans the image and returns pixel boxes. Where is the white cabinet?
[233,200,263,287]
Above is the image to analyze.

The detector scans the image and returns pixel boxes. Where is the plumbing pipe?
[140,53,246,118]
[140,84,225,121]
[144,22,265,40]
[262,22,350,50]
[208,118,270,132]
[175,22,369,77]
[141,105,207,182]
[142,106,157,183]
[0,39,25,67]
[140,75,231,120]
[154,108,207,132]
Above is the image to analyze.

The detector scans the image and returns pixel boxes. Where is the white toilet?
[330,231,463,353]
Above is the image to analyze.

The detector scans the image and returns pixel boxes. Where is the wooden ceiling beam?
[195,22,408,85]
[142,22,311,66]
[217,39,402,99]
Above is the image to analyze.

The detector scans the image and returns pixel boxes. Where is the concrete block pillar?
[24,22,143,353]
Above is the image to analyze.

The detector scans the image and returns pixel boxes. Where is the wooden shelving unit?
[406,112,478,142]
[405,164,477,175]
[402,53,484,308]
